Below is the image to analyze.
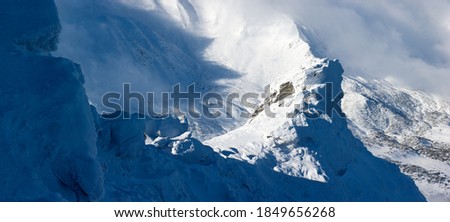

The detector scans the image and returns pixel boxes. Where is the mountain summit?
[0,0,448,201]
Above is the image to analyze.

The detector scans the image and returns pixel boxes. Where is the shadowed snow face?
[0,0,61,52]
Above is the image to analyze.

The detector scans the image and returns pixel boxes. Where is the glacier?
[1,0,449,201]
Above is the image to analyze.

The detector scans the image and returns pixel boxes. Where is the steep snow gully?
[1,0,448,201]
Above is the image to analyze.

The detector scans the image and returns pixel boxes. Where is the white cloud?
[273,0,450,96]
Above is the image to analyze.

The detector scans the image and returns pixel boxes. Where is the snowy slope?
[342,77,450,201]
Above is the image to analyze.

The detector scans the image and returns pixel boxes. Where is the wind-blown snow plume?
[278,0,450,96]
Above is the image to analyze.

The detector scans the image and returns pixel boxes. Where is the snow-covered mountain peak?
[206,59,393,186]
[4,0,447,202]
